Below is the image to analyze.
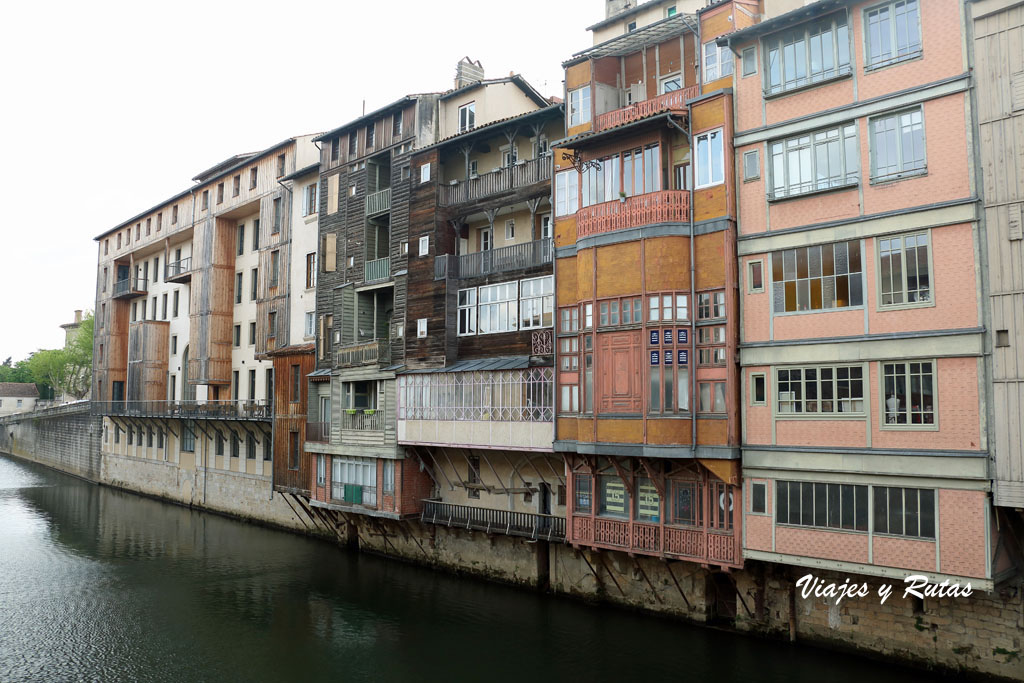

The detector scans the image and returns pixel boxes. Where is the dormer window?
[627,21,637,31]
[459,102,476,133]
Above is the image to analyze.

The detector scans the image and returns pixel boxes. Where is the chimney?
[606,0,632,19]
[74,310,82,324]
[454,57,485,89]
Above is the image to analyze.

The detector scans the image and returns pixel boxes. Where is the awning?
[401,355,543,374]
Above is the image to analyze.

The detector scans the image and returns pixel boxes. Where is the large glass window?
[457,288,477,336]
[695,129,724,188]
[882,361,934,425]
[574,474,592,513]
[478,282,518,334]
[873,486,934,539]
[635,477,661,522]
[865,0,922,69]
[598,475,629,519]
[776,480,869,531]
[582,146,660,207]
[870,107,925,181]
[698,382,726,413]
[458,102,476,133]
[776,366,864,414]
[879,232,930,306]
[670,481,702,526]
[555,169,579,216]
[520,276,554,329]
[769,124,859,198]
[703,41,733,83]
[569,86,592,127]
[771,240,863,312]
[764,12,851,95]
[397,368,554,422]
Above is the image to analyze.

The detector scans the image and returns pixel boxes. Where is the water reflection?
[0,455,927,682]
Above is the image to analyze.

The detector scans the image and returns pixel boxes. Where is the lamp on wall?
[560,150,602,174]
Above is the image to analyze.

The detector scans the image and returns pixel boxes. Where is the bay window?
[764,12,851,95]
[865,0,922,69]
[582,145,661,207]
[478,281,518,334]
[520,276,554,329]
[555,169,579,216]
[695,129,724,188]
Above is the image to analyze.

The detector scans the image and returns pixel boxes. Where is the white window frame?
[775,365,866,416]
[317,455,326,485]
[304,311,316,338]
[505,219,515,241]
[458,288,477,336]
[763,12,852,96]
[540,214,552,240]
[864,0,922,71]
[869,107,926,182]
[555,169,579,217]
[302,182,318,216]
[568,86,592,127]
[747,259,765,294]
[417,318,427,338]
[694,128,725,189]
[418,235,429,256]
[659,73,682,94]
[749,480,768,515]
[876,231,933,309]
[419,164,430,183]
[477,281,519,335]
[742,149,759,182]
[750,373,767,406]
[501,143,518,167]
[769,124,859,199]
[741,46,757,77]
[880,360,937,429]
[702,41,733,83]
[519,276,554,330]
[458,102,476,133]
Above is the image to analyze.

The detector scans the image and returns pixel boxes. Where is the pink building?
[723,0,997,589]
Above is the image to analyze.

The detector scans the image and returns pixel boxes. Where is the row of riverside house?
[90,0,1024,674]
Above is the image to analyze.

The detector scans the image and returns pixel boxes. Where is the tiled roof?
[0,383,39,398]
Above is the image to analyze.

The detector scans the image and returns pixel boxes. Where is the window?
[304,311,315,338]
[233,325,241,347]
[250,167,258,189]
[776,481,868,531]
[540,214,552,240]
[216,183,224,204]
[696,291,725,319]
[568,86,591,126]
[666,5,676,17]
[741,46,757,76]
[305,253,317,289]
[181,421,195,453]
[201,190,209,210]
[382,460,395,494]
[249,322,256,345]
[878,232,930,306]
[627,21,636,32]
[458,102,476,133]
[703,41,733,83]
[598,474,629,519]
[401,241,408,255]
[873,486,935,538]
[750,373,766,406]
[290,364,300,402]
[235,273,243,304]
[882,361,934,426]
[270,250,280,287]
[248,369,256,401]
[458,288,477,335]
[303,183,318,216]
[233,371,240,401]
[317,455,326,485]
[172,290,179,317]
[417,318,427,338]
[268,311,277,339]
[749,482,767,514]
[764,13,851,95]
[365,124,375,149]
[771,240,863,312]
[277,154,286,177]
[649,326,691,414]
[870,108,925,181]
[420,164,430,183]
[559,306,580,333]
[229,434,240,458]
[273,198,282,233]
[695,129,724,188]
[348,132,358,157]
[777,366,864,414]
[418,235,429,256]
[146,218,152,235]
[251,268,258,301]
[520,276,553,329]
[237,224,245,256]
[660,74,682,93]
[159,294,168,320]
[172,205,179,224]
[253,219,260,250]
[747,260,764,293]
[136,223,141,240]
[555,169,579,216]
[573,474,593,513]
[582,146,660,206]
[158,429,164,449]
[865,1,921,69]
[599,296,643,327]
[104,239,109,255]
[646,293,688,323]
[477,281,518,334]
[392,111,403,137]
[742,149,759,181]
[698,381,726,413]
[504,219,515,241]
[769,125,858,199]
[233,175,240,197]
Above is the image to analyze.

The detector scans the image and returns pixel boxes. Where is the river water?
[0,454,930,682]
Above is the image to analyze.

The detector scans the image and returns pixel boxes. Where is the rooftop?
[0,383,39,398]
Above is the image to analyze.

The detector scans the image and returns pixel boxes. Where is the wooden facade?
[271,346,315,495]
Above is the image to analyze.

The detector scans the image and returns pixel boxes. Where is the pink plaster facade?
[744,366,772,445]
[938,489,988,579]
[872,535,936,573]
[775,526,870,564]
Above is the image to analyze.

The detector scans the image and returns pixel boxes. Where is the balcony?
[332,482,377,508]
[365,187,391,217]
[593,86,699,133]
[341,409,385,431]
[570,516,737,565]
[439,156,551,207]
[93,399,271,421]
[434,238,553,280]
[577,190,690,238]
[112,277,148,299]
[306,421,330,443]
[335,339,391,369]
[364,256,390,283]
[422,500,565,542]
[165,257,192,284]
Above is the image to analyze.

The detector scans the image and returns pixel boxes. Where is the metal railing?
[306,421,330,443]
[577,190,690,238]
[165,257,192,279]
[439,156,551,207]
[434,238,553,280]
[397,367,554,422]
[593,85,699,132]
[365,187,391,216]
[112,277,148,297]
[93,399,271,421]
[364,256,390,282]
[335,339,391,369]
[340,410,385,431]
[421,500,565,542]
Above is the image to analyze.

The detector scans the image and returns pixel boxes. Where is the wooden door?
[597,330,642,413]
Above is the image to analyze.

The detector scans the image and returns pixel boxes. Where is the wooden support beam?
[609,456,635,494]
[439,447,469,490]
[423,447,455,492]
[475,449,510,495]
[664,560,692,610]
[410,447,442,490]
[280,493,311,530]
[597,552,626,596]
[539,454,566,487]
[498,450,533,490]
[632,556,663,604]
[639,458,665,498]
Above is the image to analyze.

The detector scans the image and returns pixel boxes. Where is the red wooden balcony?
[570,515,739,566]
[593,86,699,133]
[576,190,690,238]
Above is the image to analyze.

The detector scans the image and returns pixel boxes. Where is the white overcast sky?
[0,0,594,362]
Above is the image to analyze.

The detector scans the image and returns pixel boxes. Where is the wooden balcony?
[332,483,377,508]
[576,190,690,238]
[340,409,385,431]
[93,399,271,422]
[570,515,738,566]
[165,257,192,284]
[306,421,330,443]
[365,187,391,217]
[112,277,147,300]
[593,86,699,133]
[434,238,553,280]
[422,500,565,542]
[439,156,551,207]
[334,339,391,369]
[364,256,390,283]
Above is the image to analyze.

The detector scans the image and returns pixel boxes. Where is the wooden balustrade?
[436,238,553,280]
[422,499,566,542]
[340,410,385,431]
[570,514,737,565]
[439,156,551,207]
[334,339,391,369]
[364,256,390,282]
[576,190,690,238]
[365,187,391,216]
[593,85,699,132]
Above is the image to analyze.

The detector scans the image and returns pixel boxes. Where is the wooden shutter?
[323,233,337,272]
[327,174,339,215]
[598,330,642,413]
[1009,203,1023,241]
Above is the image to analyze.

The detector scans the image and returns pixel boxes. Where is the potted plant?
[363,409,376,415]
[619,191,627,203]
[346,408,357,415]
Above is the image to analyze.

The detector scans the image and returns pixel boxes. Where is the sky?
[0,0,594,362]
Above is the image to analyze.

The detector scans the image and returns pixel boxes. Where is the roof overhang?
[313,96,420,143]
[419,103,564,155]
[552,111,684,150]
[565,13,696,67]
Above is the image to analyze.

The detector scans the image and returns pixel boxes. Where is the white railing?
[397,367,554,422]
[365,187,391,216]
